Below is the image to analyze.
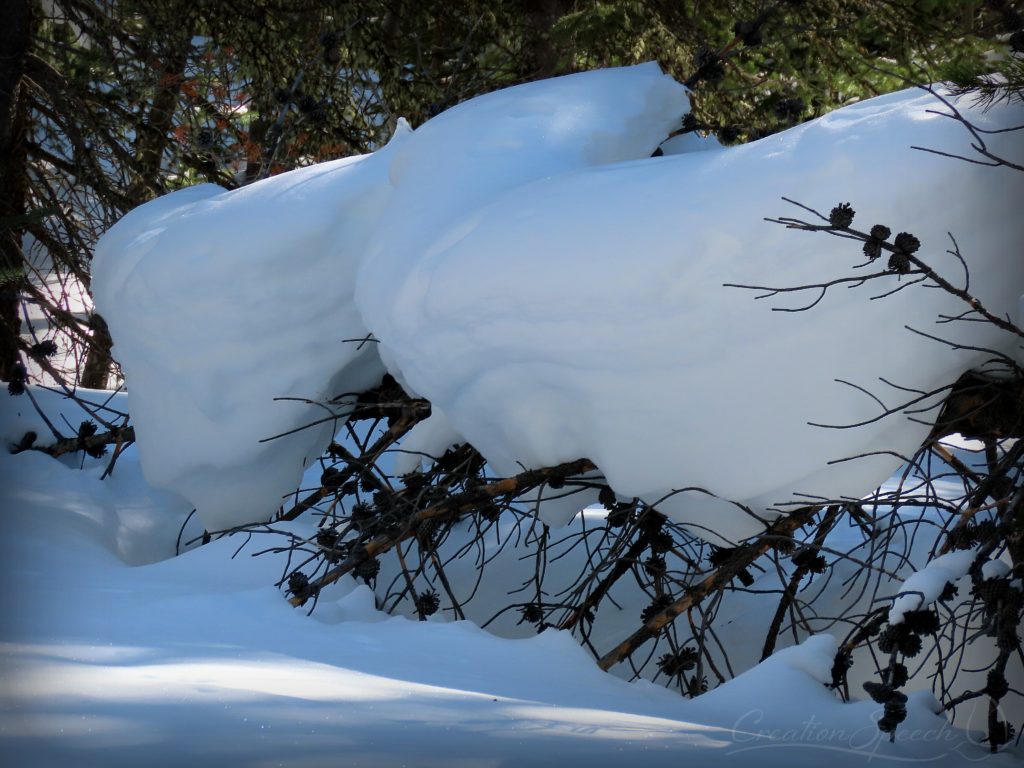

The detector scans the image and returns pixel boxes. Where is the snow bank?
[357,62,689,393]
[92,64,687,532]
[94,65,1023,546]
[91,129,411,531]
[362,86,1024,543]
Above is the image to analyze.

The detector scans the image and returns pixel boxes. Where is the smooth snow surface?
[91,130,410,531]
[361,87,1024,544]
[356,62,688,388]
[0,403,1013,767]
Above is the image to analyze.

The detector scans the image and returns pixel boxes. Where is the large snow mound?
[94,64,1023,543]
[91,130,417,531]
[360,86,1024,543]
[92,64,688,532]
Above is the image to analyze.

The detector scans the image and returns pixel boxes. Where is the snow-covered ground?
[5,63,1022,767]
[0,388,1017,767]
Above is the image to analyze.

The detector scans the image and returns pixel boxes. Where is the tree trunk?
[81,314,113,389]
[0,0,34,382]
[128,36,190,204]
[519,0,571,80]
[83,27,190,387]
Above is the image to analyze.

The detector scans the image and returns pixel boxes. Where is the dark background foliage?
[2,0,1019,389]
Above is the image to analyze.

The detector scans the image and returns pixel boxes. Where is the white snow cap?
[889,548,976,624]
[91,128,410,531]
[93,65,686,532]
[981,558,1011,581]
[95,66,1024,543]
[361,85,1024,543]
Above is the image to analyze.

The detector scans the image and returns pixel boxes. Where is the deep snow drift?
[93,63,1023,546]
[91,63,689,532]
[89,143,402,532]
[359,87,1024,544]
[17,60,1024,768]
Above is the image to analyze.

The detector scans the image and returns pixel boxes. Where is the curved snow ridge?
[698,634,842,715]
[363,85,1024,543]
[357,62,690,348]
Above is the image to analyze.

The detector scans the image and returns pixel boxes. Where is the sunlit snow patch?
[361,86,1024,544]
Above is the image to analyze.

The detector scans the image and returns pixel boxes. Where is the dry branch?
[9,422,134,458]
[289,457,596,606]
[597,504,821,671]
